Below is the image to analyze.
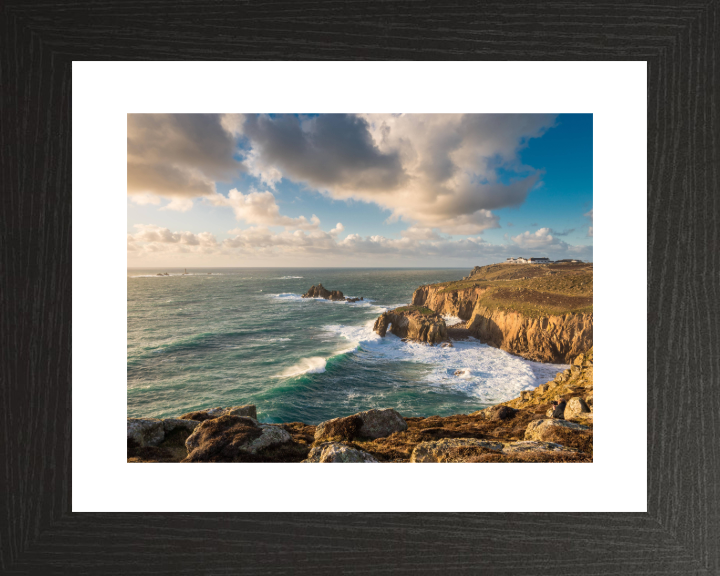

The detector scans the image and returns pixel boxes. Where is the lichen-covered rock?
[501,440,577,454]
[245,424,292,454]
[184,415,264,462]
[410,438,504,462]
[127,418,164,447]
[564,397,590,420]
[373,307,448,344]
[313,414,363,443]
[357,408,408,438]
[490,405,518,421]
[162,418,200,435]
[524,419,590,442]
[180,404,257,422]
[314,408,408,443]
[304,443,379,463]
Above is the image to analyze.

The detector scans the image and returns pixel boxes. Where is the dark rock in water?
[373,306,448,344]
[346,297,361,303]
[302,283,347,301]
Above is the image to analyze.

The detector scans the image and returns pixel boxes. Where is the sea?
[127,268,565,424]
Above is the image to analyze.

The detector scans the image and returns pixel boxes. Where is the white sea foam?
[274,276,304,279]
[278,357,328,378]
[322,321,566,404]
[442,315,463,326]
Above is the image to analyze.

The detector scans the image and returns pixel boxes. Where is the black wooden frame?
[2,2,718,574]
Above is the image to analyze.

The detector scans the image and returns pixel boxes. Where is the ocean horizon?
[127,267,565,424]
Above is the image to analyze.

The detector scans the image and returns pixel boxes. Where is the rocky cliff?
[373,306,449,345]
[411,263,593,363]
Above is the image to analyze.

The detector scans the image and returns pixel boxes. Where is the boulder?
[358,408,408,438]
[183,415,291,462]
[313,415,363,443]
[127,418,164,447]
[524,419,590,442]
[180,404,257,422]
[162,418,200,435]
[573,353,585,366]
[410,438,504,463]
[564,397,590,420]
[304,443,379,463]
[489,405,518,421]
[501,440,577,454]
[314,408,407,443]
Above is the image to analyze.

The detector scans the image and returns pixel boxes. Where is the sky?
[127,113,592,267]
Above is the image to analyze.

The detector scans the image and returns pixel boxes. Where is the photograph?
[126,112,594,464]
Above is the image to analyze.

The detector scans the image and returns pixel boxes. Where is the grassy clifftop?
[432,262,593,318]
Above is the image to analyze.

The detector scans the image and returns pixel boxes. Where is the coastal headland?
[128,263,593,463]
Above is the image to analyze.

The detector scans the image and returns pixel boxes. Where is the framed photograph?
[3,2,718,574]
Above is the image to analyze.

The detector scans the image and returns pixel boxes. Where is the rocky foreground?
[128,349,593,463]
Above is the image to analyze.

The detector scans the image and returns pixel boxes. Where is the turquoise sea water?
[127,268,564,424]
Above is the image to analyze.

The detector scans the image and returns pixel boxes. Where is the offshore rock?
[373,306,448,345]
[302,283,346,301]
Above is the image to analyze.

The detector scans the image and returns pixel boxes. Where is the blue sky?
[127,113,592,267]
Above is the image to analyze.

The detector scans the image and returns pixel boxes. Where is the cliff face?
[466,307,592,364]
[411,273,593,363]
[373,306,448,345]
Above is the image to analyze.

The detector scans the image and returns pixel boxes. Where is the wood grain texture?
[1,1,718,574]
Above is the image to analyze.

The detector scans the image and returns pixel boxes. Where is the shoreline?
[128,348,593,463]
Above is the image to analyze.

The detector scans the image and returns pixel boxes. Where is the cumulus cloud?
[512,227,569,252]
[127,225,220,256]
[210,188,320,230]
[330,223,345,236]
[237,114,555,234]
[129,223,591,262]
[127,113,559,232]
[127,114,243,205]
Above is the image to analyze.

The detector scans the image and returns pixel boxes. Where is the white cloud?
[127,114,560,231]
[127,114,243,205]
[127,225,220,256]
[512,227,568,252]
[128,223,591,263]
[210,188,320,230]
[330,223,345,236]
[238,114,554,234]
